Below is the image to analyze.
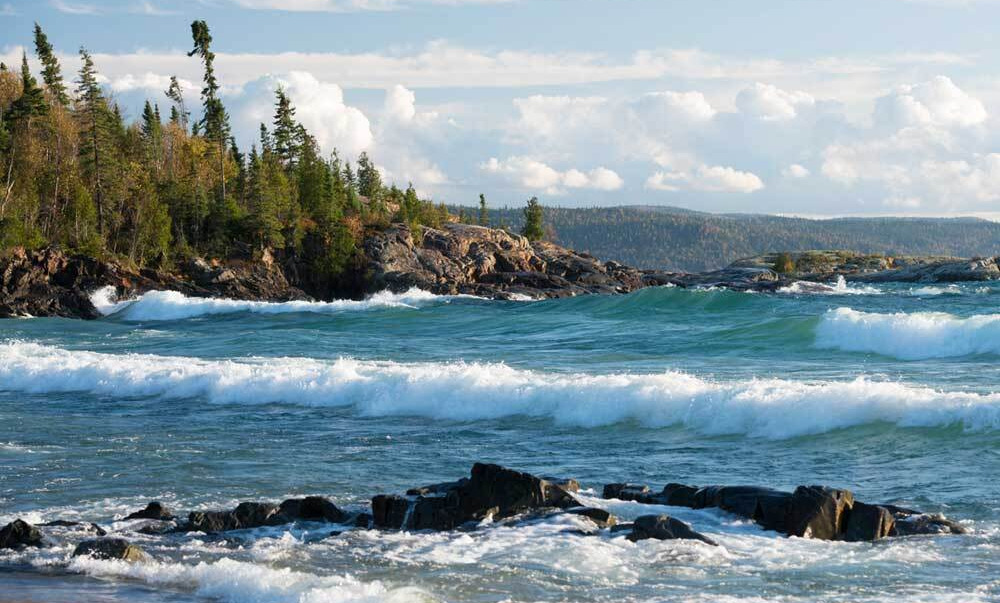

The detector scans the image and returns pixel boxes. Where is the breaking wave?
[779,275,882,296]
[1,342,998,439]
[816,307,1000,359]
[90,287,475,321]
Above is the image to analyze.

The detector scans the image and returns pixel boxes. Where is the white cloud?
[783,164,811,178]
[736,82,815,121]
[874,75,987,129]
[131,1,178,15]
[481,157,624,195]
[647,165,765,193]
[51,0,99,14]
[0,3,16,16]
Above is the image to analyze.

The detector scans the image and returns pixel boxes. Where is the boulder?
[0,519,44,549]
[373,463,581,531]
[72,538,146,562]
[276,496,347,524]
[843,502,895,542]
[566,507,617,529]
[602,483,655,503]
[892,513,968,536]
[626,515,717,546]
[784,486,854,540]
[184,502,280,533]
[124,501,174,521]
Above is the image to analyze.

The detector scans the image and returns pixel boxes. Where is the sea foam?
[816,307,1000,359]
[90,287,473,321]
[2,342,998,439]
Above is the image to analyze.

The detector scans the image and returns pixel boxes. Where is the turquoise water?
[1,281,998,602]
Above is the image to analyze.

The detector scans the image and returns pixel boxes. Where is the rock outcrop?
[178,496,348,533]
[123,502,174,522]
[622,514,717,545]
[603,481,966,541]
[364,223,646,299]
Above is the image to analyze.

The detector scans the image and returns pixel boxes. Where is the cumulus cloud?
[736,82,815,121]
[481,157,624,195]
[783,164,811,179]
[647,165,765,193]
[874,75,987,129]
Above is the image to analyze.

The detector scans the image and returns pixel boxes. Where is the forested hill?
[484,206,1000,272]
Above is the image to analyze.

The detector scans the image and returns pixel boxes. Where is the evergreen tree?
[357,152,382,200]
[521,196,544,241]
[75,48,109,236]
[33,23,69,106]
[478,193,488,227]
[165,75,189,130]
[9,53,48,122]
[272,87,298,167]
[188,20,230,201]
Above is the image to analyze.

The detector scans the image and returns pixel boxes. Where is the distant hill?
[466,205,1000,272]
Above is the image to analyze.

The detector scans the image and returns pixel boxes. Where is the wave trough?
[91,287,472,321]
[816,307,1000,359]
[2,342,998,439]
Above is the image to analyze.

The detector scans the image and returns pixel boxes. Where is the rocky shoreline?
[0,463,968,565]
[3,223,999,319]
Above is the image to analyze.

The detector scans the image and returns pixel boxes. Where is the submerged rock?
[892,513,968,536]
[0,519,44,549]
[566,507,617,529]
[124,501,174,521]
[72,538,146,562]
[180,497,348,533]
[626,515,717,546]
[38,520,107,536]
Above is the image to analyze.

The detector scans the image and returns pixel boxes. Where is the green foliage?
[478,193,488,227]
[0,19,457,284]
[773,252,796,274]
[521,196,544,241]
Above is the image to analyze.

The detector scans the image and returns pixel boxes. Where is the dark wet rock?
[602,483,655,503]
[660,483,701,507]
[892,513,968,536]
[784,486,854,540]
[124,501,174,521]
[542,477,581,493]
[72,538,146,562]
[0,519,44,549]
[276,497,347,524]
[184,502,280,533]
[626,515,718,546]
[38,520,107,536]
[566,507,617,529]
[373,463,581,531]
[844,502,896,542]
[351,512,373,529]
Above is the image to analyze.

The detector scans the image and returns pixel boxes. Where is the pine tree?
[357,152,382,200]
[9,53,48,122]
[188,20,230,201]
[33,23,69,106]
[165,75,189,130]
[521,196,544,241]
[478,193,488,227]
[75,48,109,236]
[272,87,298,167]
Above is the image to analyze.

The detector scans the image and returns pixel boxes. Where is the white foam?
[817,307,1000,359]
[779,275,882,296]
[2,342,999,439]
[89,287,473,321]
[69,557,432,603]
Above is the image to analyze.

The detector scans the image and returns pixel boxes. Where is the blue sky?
[4,0,1000,215]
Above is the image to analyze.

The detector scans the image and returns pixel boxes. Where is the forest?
[0,20,460,293]
[485,206,1000,271]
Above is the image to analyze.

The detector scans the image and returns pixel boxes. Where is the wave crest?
[2,342,998,439]
[91,287,472,321]
[816,307,1000,359]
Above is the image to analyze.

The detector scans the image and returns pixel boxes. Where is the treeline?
[0,20,454,291]
[485,206,1000,271]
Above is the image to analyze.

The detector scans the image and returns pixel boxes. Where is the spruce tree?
[75,48,108,235]
[272,87,298,167]
[33,23,69,106]
[165,75,189,129]
[9,53,48,122]
[521,196,544,241]
[357,152,382,200]
[478,193,488,227]
[188,20,230,201]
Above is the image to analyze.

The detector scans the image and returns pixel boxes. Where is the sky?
[4,0,1000,216]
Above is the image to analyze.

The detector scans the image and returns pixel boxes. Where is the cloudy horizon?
[4,0,1000,216]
